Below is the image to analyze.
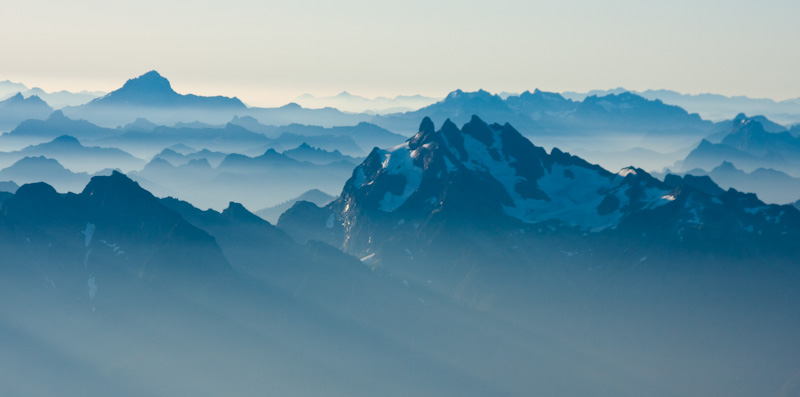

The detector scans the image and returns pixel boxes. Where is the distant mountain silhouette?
[680,139,783,172]
[0,111,266,160]
[282,143,362,165]
[6,110,115,141]
[371,89,714,144]
[247,102,370,128]
[120,117,159,132]
[60,71,372,128]
[1,79,104,108]
[130,146,353,211]
[0,93,53,132]
[563,88,800,125]
[18,87,104,109]
[504,89,576,115]
[255,189,335,223]
[259,132,365,156]
[0,80,30,98]
[678,115,800,175]
[266,122,407,151]
[373,89,532,134]
[184,149,228,167]
[572,92,708,132]
[0,156,92,193]
[704,113,788,142]
[719,115,800,155]
[229,115,274,135]
[217,149,304,172]
[682,161,800,204]
[0,134,144,172]
[0,180,19,193]
[723,113,787,133]
[61,71,247,127]
[85,71,245,109]
[294,91,438,114]
[152,148,188,165]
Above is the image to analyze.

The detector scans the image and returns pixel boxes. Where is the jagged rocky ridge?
[371,89,714,139]
[681,113,800,175]
[280,116,800,275]
[0,171,230,284]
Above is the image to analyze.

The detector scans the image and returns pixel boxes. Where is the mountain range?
[5,110,116,144]
[0,93,53,132]
[281,115,800,279]
[57,71,372,128]
[0,79,104,109]
[3,103,403,159]
[6,70,800,396]
[0,156,96,193]
[60,71,246,127]
[679,161,800,204]
[6,70,754,155]
[152,147,228,168]
[370,89,719,155]
[7,73,800,127]
[677,113,800,177]
[294,91,439,114]
[281,143,363,165]
[127,147,354,211]
[0,134,144,173]
[563,87,800,125]
[3,116,800,395]
[261,116,799,394]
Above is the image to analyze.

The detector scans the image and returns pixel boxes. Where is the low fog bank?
[1,249,799,396]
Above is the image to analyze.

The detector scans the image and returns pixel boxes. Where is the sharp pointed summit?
[103,70,176,104]
[85,70,244,109]
[280,116,800,278]
[61,71,247,127]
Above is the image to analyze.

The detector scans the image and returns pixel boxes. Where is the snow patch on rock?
[379,143,424,212]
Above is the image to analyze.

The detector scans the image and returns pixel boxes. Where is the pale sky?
[2,0,799,107]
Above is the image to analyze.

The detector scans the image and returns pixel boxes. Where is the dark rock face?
[280,116,800,276]
[0,171,230,283]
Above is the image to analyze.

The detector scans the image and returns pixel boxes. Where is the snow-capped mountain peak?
[338,115,673,232]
